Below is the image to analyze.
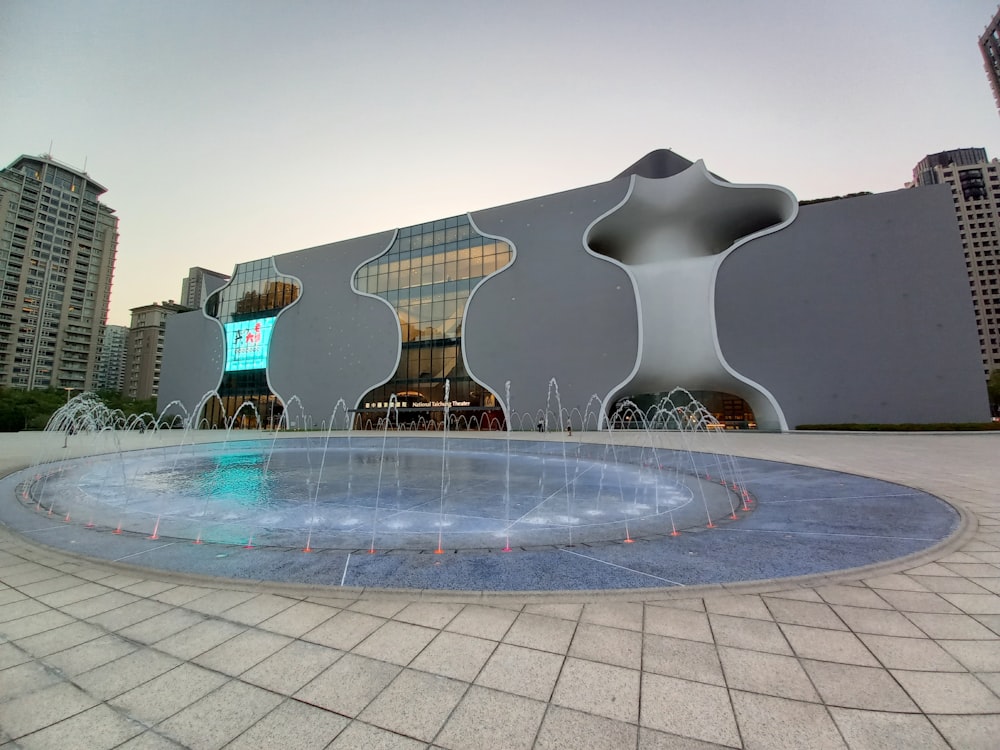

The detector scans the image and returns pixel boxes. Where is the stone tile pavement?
[0,431,998,749]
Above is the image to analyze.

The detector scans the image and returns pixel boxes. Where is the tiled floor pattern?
[0,431,998,749]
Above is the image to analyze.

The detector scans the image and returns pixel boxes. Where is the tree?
[0,388,66,431]
[989,370,1000,418]
[95,390,157,418]
[0,388,160,432]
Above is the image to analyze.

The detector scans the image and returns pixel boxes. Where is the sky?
[3,0,1000,326]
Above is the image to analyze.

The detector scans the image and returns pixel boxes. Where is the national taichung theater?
[158,150,990,431]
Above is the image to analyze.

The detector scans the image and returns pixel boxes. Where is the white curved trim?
[463,212,517,426]
[265,256,304,415]
[581,175,642,430]
[702,165,798,432]
[349,229,403,417]
[201,269,228,398]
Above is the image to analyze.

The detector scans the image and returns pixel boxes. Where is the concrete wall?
[270,232,399,426]
[158,310,223,420]
[159,164,990,430]
[160,233,399,426]
[464,180,639,427]
[715,185,989,426]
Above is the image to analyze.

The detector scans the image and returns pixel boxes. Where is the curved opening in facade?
[201,259,300,429]
[354,215,511,431]
[584,163,797,431]
[611,390,756,430]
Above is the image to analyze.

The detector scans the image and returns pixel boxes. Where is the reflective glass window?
[355,215,511,428]
[201,260,301,428]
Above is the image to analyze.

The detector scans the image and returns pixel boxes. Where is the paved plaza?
[0,430,998,749]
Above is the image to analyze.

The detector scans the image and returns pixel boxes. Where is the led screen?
[223,317,275,372]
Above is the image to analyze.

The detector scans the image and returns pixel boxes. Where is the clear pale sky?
[3,0,1000,326]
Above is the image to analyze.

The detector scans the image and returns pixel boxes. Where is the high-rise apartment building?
[95,324,128,393]
[0,154,118,391]
[180,266,229,311]
[911,149,1000,378]
[125,301,190,400]
[981,7,1000,116]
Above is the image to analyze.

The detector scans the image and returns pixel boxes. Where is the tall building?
[180,266,229,311]
[981,7,1000,116]
[125,301,190,400]
[911,149,1000,379]
[94,324,128,393]
[0,154,118,391]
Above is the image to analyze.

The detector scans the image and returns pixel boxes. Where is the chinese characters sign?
[223,317,275,372]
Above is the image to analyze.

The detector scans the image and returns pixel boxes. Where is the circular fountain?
[15,436,748,552]
[0,390,962,591]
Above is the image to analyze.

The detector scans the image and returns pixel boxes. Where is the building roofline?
[5,153,108,194]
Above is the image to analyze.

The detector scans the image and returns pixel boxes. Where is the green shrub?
[0,388,159,432]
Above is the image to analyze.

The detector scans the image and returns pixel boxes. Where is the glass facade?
[355,214,512,429]
[613,391,756,430]
[202,259,300,428]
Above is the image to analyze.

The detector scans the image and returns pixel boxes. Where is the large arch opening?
[611,390,756,430]
[354,215,511,431]
[200,259,300,429]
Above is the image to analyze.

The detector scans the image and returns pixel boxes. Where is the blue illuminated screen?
[224,317,275,372]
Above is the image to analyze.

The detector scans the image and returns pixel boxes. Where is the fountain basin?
[1,432,961,591]
[18,436,744,550]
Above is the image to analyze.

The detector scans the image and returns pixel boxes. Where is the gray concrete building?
[94,323,128,393]
[159,150,989,430]
[180,266,229,311]
[0,154,118,391]
[126,301,190,400]
[910,148,1000,380]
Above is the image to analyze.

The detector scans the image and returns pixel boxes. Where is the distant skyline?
[3,0,1000,326]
